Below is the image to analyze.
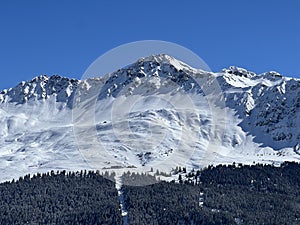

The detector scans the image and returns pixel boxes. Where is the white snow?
[0,55,299,183]
[114,172,129,224]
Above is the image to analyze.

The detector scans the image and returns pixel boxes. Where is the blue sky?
[1,0,300,90]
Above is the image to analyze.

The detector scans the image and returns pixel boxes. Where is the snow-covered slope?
[0,54,300,182]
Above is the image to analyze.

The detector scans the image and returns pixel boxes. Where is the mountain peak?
[1,54,300,181]
[136,54,195,72]
[0,55,291,107]
[222,66,257,78]
[142,54,176,63]
[0,75,79,105]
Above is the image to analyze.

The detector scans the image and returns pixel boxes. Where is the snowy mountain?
[0,54,300,182]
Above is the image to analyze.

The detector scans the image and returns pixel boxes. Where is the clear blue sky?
[1,0,300,90]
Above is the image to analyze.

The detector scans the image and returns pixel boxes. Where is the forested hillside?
[0,170,121,225]
[0,163,299,224]
[122,162,300,225]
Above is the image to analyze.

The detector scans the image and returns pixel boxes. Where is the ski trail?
[115,172,129,225]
